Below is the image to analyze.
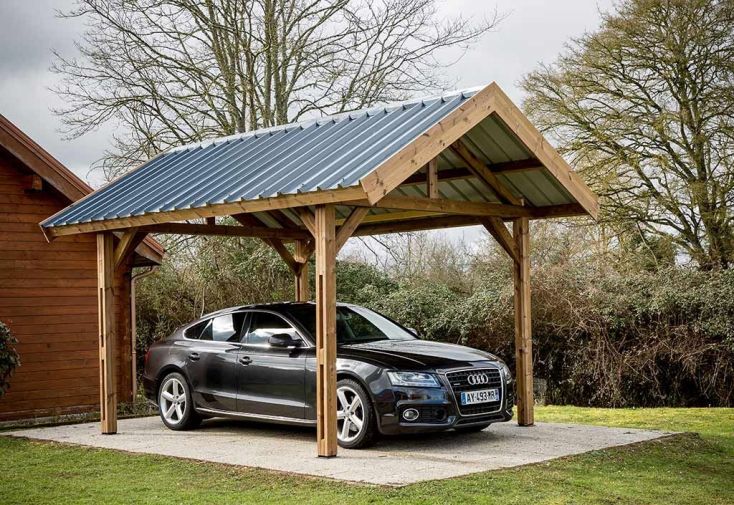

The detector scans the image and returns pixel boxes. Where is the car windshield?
[285,305,417,344]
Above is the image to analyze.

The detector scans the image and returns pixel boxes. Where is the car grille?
[446,368,503,416]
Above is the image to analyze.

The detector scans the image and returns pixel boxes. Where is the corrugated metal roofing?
[42,84,582,230]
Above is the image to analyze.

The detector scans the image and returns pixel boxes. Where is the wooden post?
[427,158,439,199]
[294,239,310,301]
[512,217,534,426]
[314,205,338,457]
[97,232,117,434]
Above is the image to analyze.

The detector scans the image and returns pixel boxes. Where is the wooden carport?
[40,83,597,457]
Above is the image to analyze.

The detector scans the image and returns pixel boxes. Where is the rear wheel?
[158,372,201,430]
[336,379,377,449]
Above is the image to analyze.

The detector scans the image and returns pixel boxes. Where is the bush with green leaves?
[0,321,20,396]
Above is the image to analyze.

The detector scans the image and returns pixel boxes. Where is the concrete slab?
[5,416,671,486]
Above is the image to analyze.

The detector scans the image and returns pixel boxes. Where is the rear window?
[184,313,246,342]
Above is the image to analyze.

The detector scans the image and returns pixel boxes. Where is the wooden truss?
[50,82,597,457]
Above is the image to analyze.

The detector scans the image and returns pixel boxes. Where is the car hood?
[338,339,498,369]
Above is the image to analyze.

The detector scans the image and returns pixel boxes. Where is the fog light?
[402,408,420,421]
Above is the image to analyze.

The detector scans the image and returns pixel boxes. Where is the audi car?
[142,302,514,448]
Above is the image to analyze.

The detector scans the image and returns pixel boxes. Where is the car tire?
[336,378,377,449]
[158,372,201,431]
[454,423,491,433]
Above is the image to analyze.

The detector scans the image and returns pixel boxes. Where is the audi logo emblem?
[467,373,490,386]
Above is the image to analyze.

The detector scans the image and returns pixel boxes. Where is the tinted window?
[286,305,416,343]
[184,320,209,339]
[245,312,298,346]
[195,313,245,342]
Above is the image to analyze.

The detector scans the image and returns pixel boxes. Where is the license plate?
[461,388,499,405]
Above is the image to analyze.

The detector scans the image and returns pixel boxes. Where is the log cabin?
[0,114,163,421]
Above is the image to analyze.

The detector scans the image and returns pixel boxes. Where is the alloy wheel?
[336,384,364,443]
[160,377,187,425]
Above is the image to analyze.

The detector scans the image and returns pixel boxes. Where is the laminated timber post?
[314,205,338,457]
[97,232,117,434]
[512,217,534,426]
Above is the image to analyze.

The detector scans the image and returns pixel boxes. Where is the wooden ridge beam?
[450,139,521,206]
[138,222,310,240]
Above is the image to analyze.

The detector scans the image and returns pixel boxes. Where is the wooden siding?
[0,152,133,420]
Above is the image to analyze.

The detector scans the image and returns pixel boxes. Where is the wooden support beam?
[513,217,534,426]
[400,158,542,187]
[97,233,117,434]
[44,185,367,238]
[354,214,481,236]
[481,217,518,263]
[139,222,310,240]
[294,240,311,301]
[297,207,316,237]
[347,195,530,219]
[450,139,522,206]
[335,207,369,253]
[427,158,439,199]
[314,204,338,457]
[206,216,215,226]
[113,229,147,269]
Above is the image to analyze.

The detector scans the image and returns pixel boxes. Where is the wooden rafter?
[335,207,369,252]
[450,139,521,206]
[360,84,501,204]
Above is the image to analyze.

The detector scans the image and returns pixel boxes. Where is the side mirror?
[407,327,419,336]
[268,333,301,348]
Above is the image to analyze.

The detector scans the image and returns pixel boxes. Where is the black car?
[142,302,514,448]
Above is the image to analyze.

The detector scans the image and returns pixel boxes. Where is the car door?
[178,311,246,412]
[236,310,308,419]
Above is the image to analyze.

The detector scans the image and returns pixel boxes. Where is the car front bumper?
[375,377,515,435]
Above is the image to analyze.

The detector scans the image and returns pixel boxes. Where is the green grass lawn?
[2,406,732,505]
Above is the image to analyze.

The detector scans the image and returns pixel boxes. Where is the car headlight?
[387,371,440,388]
[498,362,512,381]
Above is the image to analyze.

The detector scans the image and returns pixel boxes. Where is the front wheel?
[158,372,201,430]
[336,379,377,449]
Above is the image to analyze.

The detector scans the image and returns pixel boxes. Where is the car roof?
[198,301,356,320]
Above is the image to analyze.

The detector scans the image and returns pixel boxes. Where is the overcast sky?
[0,0,613,187]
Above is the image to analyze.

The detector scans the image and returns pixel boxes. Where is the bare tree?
[53,0,498,179]
[522,0,734,269]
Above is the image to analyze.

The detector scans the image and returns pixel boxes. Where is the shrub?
[0,321,20,396]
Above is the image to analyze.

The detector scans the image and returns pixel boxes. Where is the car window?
[286,305,416,343]
[194,313,245,342]
[184,320,209,339]
[245,312,298,346]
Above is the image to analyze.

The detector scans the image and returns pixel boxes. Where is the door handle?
[188,352,200,361]
[239,356,252,366]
